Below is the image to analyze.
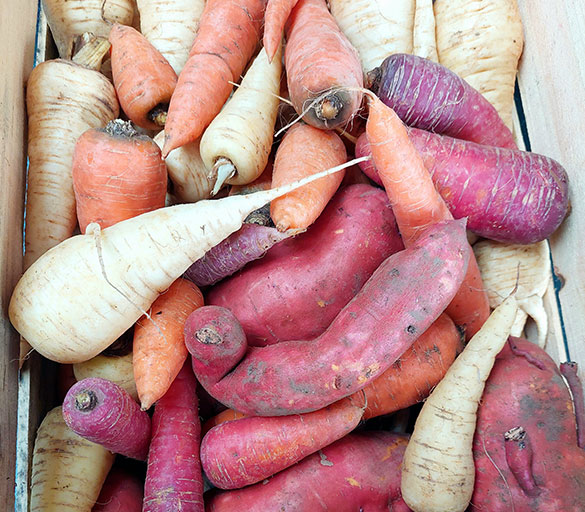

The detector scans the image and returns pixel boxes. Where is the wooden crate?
[1,0,584,509]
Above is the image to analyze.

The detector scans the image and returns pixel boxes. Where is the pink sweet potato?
[186,219,471,416]
[471,337,585,511]
[207,184,404,346]
[143,362,204,512]
[93,467,143,512]
[62,378,151,460]
[355,129,569,244]
[184,224,294,287]
[206,432,411,511]
[200,397,364,489]
[368,53,516,149]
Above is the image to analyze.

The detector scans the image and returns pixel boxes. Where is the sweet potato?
[355,129,569,244]
[187,219,471,416]
[200,398,364,489]
[206,432,411,511]
[471,337,585,511]
[207,184,403,346]
[368,53,516,149]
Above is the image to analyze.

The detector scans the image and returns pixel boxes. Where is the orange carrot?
[72,120,167,233]
[162,0,266,156]
[366,95,490,339]
[204,312,461,429]
[263,0,299,62]
[362,313,460,419]
[109,24,178,130]
[284,0,363,130]
[133,278,204,410]
[270,124,346,231]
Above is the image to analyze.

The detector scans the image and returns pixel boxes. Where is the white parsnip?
[25,40,119,271]
[200,44,283,195]
[474,239,551,347]
[413,0,438,62]
[42,0,135,58]
[434,0,524,129]
[9,158,365,364]
[30,407,114,512]
[154,131,213,203]
[401,296,519,512]
[136,0,205,74]
[73,352,138,401]
[329,0,415,72]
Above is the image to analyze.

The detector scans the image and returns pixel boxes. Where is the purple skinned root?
[504,426,541,497]
[560,361,585,449]
[507,338,547,370]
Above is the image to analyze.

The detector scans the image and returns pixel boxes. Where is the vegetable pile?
[12,0,582,510]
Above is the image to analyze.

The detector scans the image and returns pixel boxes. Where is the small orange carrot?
[263,0,299,62]
[366,95,490,339]
[162,0,266,156]
[270,124,346,231]
[109,24,178,130]
[202,409,247,436]
[284,0,363,130]
[72,120,167,233]
[133,278,204,410]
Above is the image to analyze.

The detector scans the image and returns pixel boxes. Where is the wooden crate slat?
[0,0,41,509]
[516,0,585,375]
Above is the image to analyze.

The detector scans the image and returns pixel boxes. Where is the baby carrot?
[162,0,266,156]
[133,278,204,410]
[366,95,490,339]
[109,24,178,130]
[270,124,347,231]
[72,119,167,233]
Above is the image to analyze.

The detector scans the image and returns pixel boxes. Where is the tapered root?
[560,361,585,449]
[504,426,541,497]
[211,157,237,196]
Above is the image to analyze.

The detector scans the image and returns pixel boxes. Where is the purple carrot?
[560,361,585,449]
[63,378,151,460]
[368,53,517,149]
[184,224,295,287]
[504,427,541,497]
[355,129,569,244]
[143,362,204,512]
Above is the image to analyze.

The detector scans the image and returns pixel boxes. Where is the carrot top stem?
[318,96,341,121]
[104,119,138,138]
[75,390,98,411]
[71,35,111,70]
[211,157,236,196]
[148,104,169,127]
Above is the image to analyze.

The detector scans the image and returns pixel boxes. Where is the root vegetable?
[31,406,115,512]
[72,120,167,233]
[63,378,152,460]
[136,0,205,74]
[401,296,518,512]
[200,45,282,194]
[284,0,363,130]
[187,219,471,416]
[413,0,438,62]
[93,466,144,512]
[10,159,355,363]
[434,0,524,129]
[329,0,415,72]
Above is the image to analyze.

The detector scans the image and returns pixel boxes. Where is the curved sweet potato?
[206,432,411,511]
[207,184,404,346]
[471,337,585,511]
[186,219,471,416]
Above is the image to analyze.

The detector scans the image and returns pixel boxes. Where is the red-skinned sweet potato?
[93,466,143,512]
[201,398,364,489]
[355,129,569,244]
[471,337,585,511]
[205,432,411,511]
[186,219,471,416]
[207,184,404,346]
